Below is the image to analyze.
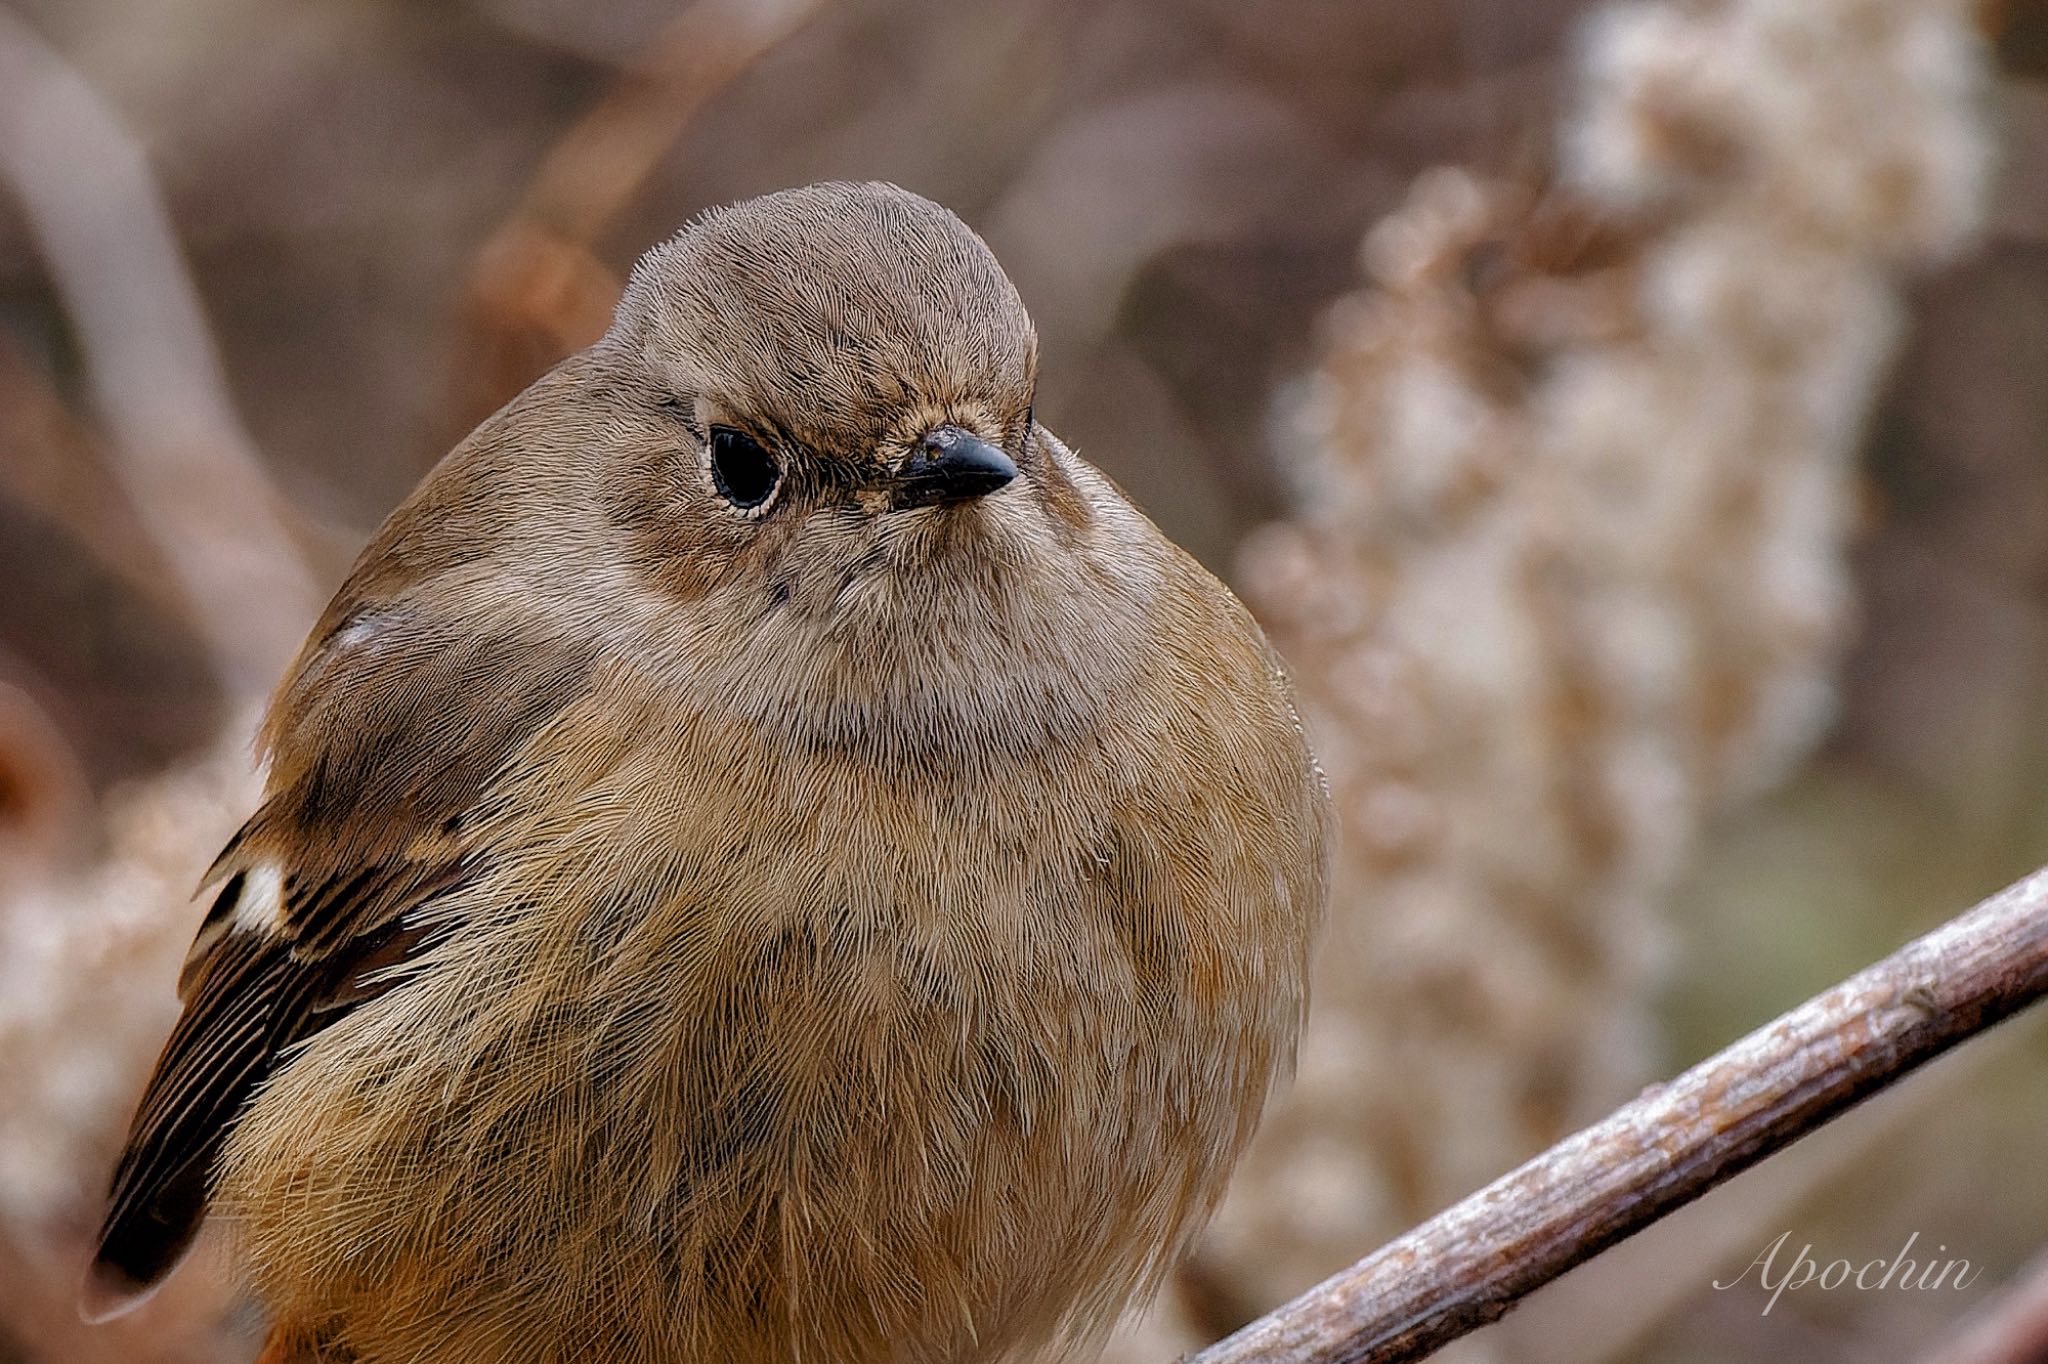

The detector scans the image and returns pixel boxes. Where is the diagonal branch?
[1187,865,2048,1364]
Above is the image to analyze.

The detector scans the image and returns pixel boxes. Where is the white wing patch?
[233,861,286,935]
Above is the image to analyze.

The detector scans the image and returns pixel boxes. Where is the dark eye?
[708,427,781,512]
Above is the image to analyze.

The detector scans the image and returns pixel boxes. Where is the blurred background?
[1,0,2045,1360]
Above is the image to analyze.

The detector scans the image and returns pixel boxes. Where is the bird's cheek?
[624,507,750,605]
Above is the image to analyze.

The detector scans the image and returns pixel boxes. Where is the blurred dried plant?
[0,731,259,1364]
[1106,0,1993,1355]
[0,7,318,704]
[450,0,831,438]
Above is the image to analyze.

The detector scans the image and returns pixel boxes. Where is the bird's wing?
[86,612,602,1316]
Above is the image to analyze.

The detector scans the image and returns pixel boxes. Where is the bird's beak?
[891,425,1019,510]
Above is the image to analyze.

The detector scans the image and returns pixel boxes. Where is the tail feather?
[78,1158,209,1323]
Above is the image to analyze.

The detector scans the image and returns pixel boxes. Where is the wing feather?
[86,614,601,1315]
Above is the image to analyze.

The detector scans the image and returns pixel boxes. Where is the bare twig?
[1186,865,2048,1364]
[0,8,319,704]
[1504,1019,2015,1364]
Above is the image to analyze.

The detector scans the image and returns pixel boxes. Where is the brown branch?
[1186,865,2048,1364]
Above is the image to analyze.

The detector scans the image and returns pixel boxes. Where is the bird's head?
[562,181,1149,752]
[597,182,1103,618]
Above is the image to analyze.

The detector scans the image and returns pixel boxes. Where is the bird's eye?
[708,427,781,513]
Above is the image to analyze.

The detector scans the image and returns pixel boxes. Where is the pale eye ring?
[706,426,782,515]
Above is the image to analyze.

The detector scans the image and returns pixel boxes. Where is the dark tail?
[79,1154,210,1321]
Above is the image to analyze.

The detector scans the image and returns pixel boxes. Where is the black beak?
[891,425,1019,510]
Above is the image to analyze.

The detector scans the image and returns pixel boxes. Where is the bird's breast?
[218,570,1323,1362]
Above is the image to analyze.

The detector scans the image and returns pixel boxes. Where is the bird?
[84,180,1329,1364]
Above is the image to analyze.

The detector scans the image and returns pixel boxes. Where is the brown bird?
[85,181,1328,1364]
